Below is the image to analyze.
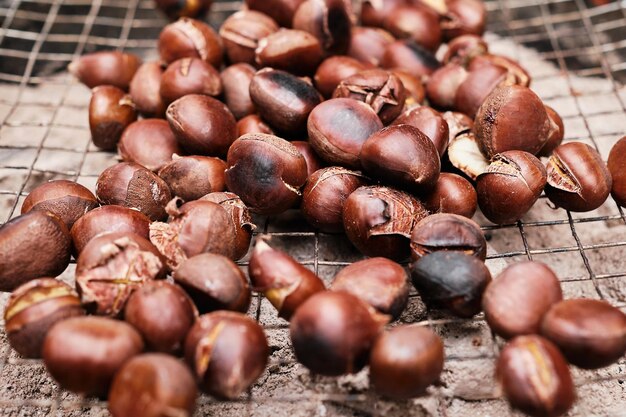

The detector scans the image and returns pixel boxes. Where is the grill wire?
[0,0,625,416]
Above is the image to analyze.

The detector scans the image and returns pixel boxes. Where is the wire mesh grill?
[0,0,625,416]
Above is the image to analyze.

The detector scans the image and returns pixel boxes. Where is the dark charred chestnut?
[392,106,450,156]
[392,69,426,107]
[347,26,395,67]
[442,34,488,65]
[538,105,565,157]
[4,278,84,358]
[108,353,198,417]
[0,211,71,292]
[245,0,306,27]
[249,237,325,320]
[69,51,141,90]
[255,29,323,76]
[545,142,612,212]
[343,186,428,261]
[292,0,352,55]
[441,0,487,40]
[154,0,212,19]
[608,136,626,207]
[158,155,226,202]
[124,281,197,354]
[314,56,370,98]
[118,119,181,172]
[89,85,137,150]
[43,316,144,397]
[21,180,98,229]
[421,172,477,218]
[292,141,324,177]
[129,62,166,118]
[383,5,442,52]
[497,335,575,417]
[369,325,444,399]
[290,290,387,376]
[425,63,468,110]
[158,18,222,68]
[381,40,441,79]
[225,133,308,215]
[174,253,251,314]
[160,57,222,104]
[184,311,269,399]
[221,63,256,119]
[410,251,491,317]
[219,10,279,65]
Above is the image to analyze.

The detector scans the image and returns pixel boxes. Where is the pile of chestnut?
[0,0,626,416]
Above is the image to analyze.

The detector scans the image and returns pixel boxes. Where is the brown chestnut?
[314,56,370,98]
[108,353,197,417]
[410,251,491,317]
[410,213,486,261]
[89,85,137,150]
[421,173,477,218]
[174,253,251,314]
[608,136,626,207]
[307,98,383,168]
[381,40,441,79]
[425,63,469,110]
[369,325,444,399]
[43,316,144,397]
[249,237,325,320]
[360,0,410,27]
[483,261,563,339]
[538,105,565,157]
[69,51,141,90]
[249,69,322,134]
[292,141,324,177]
[221,63,256,119]
[255,29,323,76]
[496,335,575,417]
[236,114,275,136]
[392,69,426,107]
[158,18,222,68]
[392,106,450,156]
[441,0,487,40]
[541,299,626,369]
[0,211,71,292]
[219,10,279,65]
[225,133,308,215]
[129,62,166,118]
[470,54,531,87]
[160,57,222,104]
[124,281,197,354]
[96,162,171,221]
[21,180,98,229]
[118,119,181,172]
[154,0,212,19]
[343,186,428,261]
[76,232,166,317]
[245,0,305,27]
[383,5,442,52]
[4,278,84,358]
[454,63,511,119]
[545,142,612,212]
[292,0,352,55]
[442,34,488,65]
[477,151,547,225]
[361,124,440,193]
[184,311,269,399]
[447,132,489,180]
[347,26,395,66]
[290,290,386,376]
[331,257,408,319]
[158,155,226,202]
[166,94,237,157]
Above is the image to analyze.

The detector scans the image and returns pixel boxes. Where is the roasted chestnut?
[158,155,226,202]
[347,26,395,66]
[447,132,489,180]
[221,63,256,119]
[454,62,511,118]
[118,119,181,172]
[89,85,137,150]
[219,10,279,65]
[360,0,410,27]
[381,40,441,79]
[129,62,166,118]
[69,51,141,90]
[245,0,306,27]
[392,106,450,156]
[314,56,370,98]
[538,105,565,157]
[382,5,442,52]
[393,69,426,107]
[425,63,468,110]
[441,0,487,40]
[236,114,275,136]
[292,141,325,177]
[442,34,488,65]
[292,0,352,55]
[160,57,222,104]
[608,136,626,207]
[158,18,222,68]
[421,173,477,218]
[255,29,323,76]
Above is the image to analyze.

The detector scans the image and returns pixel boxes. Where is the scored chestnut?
[314,56,370,99]
[421,173,477,218]
[159,57,222,104]
[392,106,450,157]
[158,155,227,202]
[219,10,279,65]
[89,85,137,150]
[608,136,626,207]
[158,18,222,68]
[255,29,323,76]
[118,119,181,172]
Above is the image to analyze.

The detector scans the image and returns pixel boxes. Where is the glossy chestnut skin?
[361,125,440,193]
[174,253,251,314]
[608,136,626,207]
[166,94,237,157]
[421,173,477,218]
[89,85,137,150]
[76,232,166,317]
[447,132,490,180]
[108,353,198,417]
[301,167,368,232]
[360,0,410,27]
[4,278,84,358]
[0,211,71,292]
[158,155,226,202]
[331,257,409,319]
[290,291,386,376]
[483,261,563,339]
[118,119,181,172]
[154,0,212,19]
[225,133,308,215]
[470,54,531,87]
[245,0,305,27]
[249,69,322,134]
[497,335,575,417]
[236,114,275,136]
[158,18,222,68]
[249,238,325,320]
[392,106,450,156]
[124,281,197,354]
[255,29,323,76]
[410,213,486,261]
[314,56,370,98]
[129,62,166,118]
[442,34,488,65]
[410,251,491,317]
[347,26,395,67]
[307,98,383,169]
[538,106,565,157]
[454,63,510,119]
[477,151,547,225]
[381,40,441,79]
[22,180,98,229]
[541,299,626,369]
[545,142,612,212]
[292,141,324,177]
[160,57,222,104]
[68,51,141,90]
[333,69,407,124]
[343,186,428,261]
[219,10,279,65]
[96,162,171,221]
[425,63,468,110]
[221,63,256,119]
[441,0,487,40]
[43,316,143,397]
[70,205,151,255]
[184,311,269,399]
[369,325,444,399]
[393,69,426,107]
[383,5,442,52]
[292,0,352,55]
[475,86,550,157]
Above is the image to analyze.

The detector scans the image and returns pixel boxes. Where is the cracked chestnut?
[538,105,565,157]
[314,56,370,98]
[608,136,626,207]
[118,119,181,172]
[447,132,489,180]
[255,29,323,76]
[158,18,222,68]
[160,57,222,104]
[219,10,279,65]
[421,173,477,218]
[89,85,137,151]
[158,155,226,202]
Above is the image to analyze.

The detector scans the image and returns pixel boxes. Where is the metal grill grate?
[0,0,625,416]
